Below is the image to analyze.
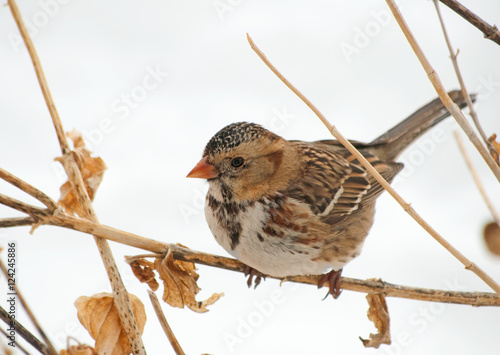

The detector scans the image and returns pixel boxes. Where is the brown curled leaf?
[484,222,500,256]
[129,258,160,291]
[56,129,107,216]
[360,291,391,348]
[155,245,222,312]
[155,249,200,309]
[187,292,224,313]
[75,292,146,355]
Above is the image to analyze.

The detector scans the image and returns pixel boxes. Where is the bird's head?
[187,122,297,201]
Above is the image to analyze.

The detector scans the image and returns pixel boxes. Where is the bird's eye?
[231,157,245,168]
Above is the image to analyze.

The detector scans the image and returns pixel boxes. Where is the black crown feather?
[203,122,275,156]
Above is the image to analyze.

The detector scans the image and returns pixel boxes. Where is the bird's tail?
[367,90,474,161]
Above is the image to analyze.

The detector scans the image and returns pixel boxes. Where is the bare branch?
[454,131,500,226]
[0,305,52,355]
[0,167,57,211]
[438,0,500,47]
[147,291,186,355]
[433,0,497,160]
[0,217,36,228]
[0,259,58,354]
[0,193,47,218]
[384,0,500,184]
[0,190,499,306]
[245,34,500,295]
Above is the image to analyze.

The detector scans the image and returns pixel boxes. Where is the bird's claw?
[244,266,267,289]
[318,269,343,299]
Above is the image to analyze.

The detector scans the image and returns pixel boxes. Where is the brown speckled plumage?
[187,91,470,298]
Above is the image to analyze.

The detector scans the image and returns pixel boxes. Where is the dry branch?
[433,0,497,161]
[245,34,500,295]
[0,259,57,354]
[147,291,186,355]
[454,132,500,226]
[385,0,500,184]
[0,305,51,355]
[438,0,500,47]
[1,195,499,306]
[6,0,146,353]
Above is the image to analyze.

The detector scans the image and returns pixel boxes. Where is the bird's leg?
[244,265,267,289]
[318,269,343,299]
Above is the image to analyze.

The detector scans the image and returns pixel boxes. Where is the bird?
[187,90,471,298]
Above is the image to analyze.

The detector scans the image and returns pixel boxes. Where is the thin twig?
[0,217,36,228]
[147,291,186,355]
[0,193,47,218]
[245,33,500,295]
[438,0,500,47]
[0,259,58,355]
[433,0,497,160]
[454,131,500,226]
[0,167,57,211]
[0,305,51,355]
[384,0,500,184]
[6,1,146,353]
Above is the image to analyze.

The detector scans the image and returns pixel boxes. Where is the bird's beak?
[186,156,219,179]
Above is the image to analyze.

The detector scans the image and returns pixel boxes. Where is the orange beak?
[186,156,219,179]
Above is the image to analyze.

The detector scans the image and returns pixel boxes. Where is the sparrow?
[187,90,471,298]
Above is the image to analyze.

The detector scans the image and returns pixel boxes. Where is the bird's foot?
[244,266,267,289]
[318,269,343,299]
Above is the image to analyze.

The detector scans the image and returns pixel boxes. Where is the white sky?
[1,0,500,354]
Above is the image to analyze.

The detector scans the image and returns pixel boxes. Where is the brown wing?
[287,141,402,225]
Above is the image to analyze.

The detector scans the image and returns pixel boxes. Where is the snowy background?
[0,0,499,354]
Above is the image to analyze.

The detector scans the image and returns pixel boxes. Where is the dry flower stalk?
[147,291,186,355]
[6,0,146,353]
[433,0,497,162]
[438,0,500,46]
[454,132,500,226]
[0,259,57,354]
[384,0,500,184]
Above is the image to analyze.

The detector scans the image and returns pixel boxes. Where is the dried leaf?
[75,292,146,355]
[129,258,160,291]
[187,292,224,313]
[56,129,107,216]
[155,247,222,312]
[488,133,500,163]
[360,292,391,348]
[484,222,500,256]
[60,344,96,355]
[156,249,200,308]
